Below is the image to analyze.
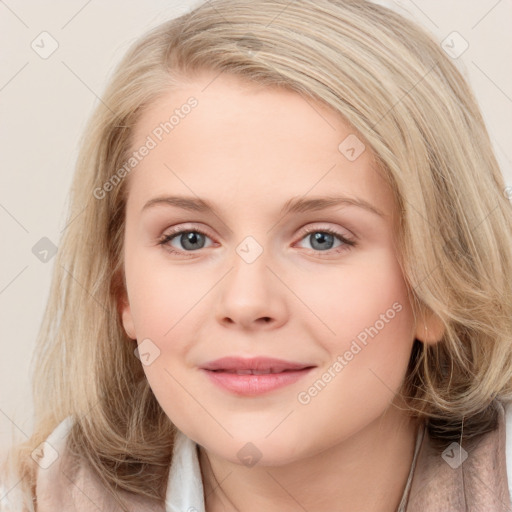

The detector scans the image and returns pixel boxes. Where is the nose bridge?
[235,234,266,267]
[215,233,287,328]
[227,234,272,299]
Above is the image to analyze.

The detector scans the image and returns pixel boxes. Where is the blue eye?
[158,226,356,256]
[159,228,213,253]
[297,227,355,254]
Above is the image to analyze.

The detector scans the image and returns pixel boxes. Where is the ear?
[113,269,137,340]
[118,289,137,340]
[414,308,445,345]
[120,300,137,340]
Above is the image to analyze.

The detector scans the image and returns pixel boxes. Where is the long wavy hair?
[4,0,512,509]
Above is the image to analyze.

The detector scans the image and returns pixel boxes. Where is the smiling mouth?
[199,356,316,395]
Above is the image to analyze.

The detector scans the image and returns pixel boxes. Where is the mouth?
[200,356,314,372]
[200,356,316,395]
[208,368,307,375]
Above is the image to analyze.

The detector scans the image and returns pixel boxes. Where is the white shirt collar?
[165,429,205,512]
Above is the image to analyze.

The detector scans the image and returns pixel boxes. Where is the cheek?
[124,245,202,341]
[294,249,416,414]
[301,248,414,352]
[124,259,201,432]
[292,259,415,454]
[123,244,208,416]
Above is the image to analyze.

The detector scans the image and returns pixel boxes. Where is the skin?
[120,70,444,512]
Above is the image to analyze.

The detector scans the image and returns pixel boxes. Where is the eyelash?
[158,225,356,258]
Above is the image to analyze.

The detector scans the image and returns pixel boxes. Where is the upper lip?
[200,356,315,373]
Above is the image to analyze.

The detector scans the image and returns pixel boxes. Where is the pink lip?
[200,356,315,396]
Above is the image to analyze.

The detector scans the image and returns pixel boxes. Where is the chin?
[203,428,309,467]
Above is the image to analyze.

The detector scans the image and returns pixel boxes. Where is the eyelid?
[296,223,355,242]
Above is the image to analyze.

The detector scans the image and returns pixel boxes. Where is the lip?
[200,356,316,396]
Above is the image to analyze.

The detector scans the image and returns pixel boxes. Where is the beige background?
[1,0,511,457]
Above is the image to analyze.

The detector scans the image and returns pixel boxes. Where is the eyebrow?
[142,195,385,218]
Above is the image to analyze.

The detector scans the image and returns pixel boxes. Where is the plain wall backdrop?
[1,0,511,457]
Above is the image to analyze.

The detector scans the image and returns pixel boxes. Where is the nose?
[215,247,288,331]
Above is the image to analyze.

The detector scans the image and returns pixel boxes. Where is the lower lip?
[201,368,314,396]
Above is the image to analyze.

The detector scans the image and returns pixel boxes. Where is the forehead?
[126,71,396,220]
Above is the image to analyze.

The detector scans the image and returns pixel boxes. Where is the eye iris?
[310,232,334,251]
[181,232,205,250]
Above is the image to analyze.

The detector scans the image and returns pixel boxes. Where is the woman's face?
[120,71,431,465]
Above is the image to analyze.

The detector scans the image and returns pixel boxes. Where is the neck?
[198,404,420,512]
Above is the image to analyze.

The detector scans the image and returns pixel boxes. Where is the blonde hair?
[4,0,512,508]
